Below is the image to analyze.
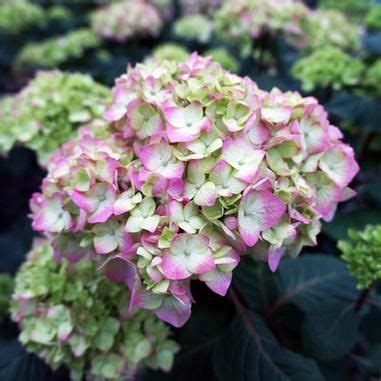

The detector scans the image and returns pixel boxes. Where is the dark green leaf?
[362,308,381,345]
[319,360,352,381]
[144,293,231,381]
[302,301,359,361]
[363,33,381,56]
[0,340,51,381]
[267,255,359,316]
[358,179,381,205]
[360,99,381,132]
[324,92,369,122]
[233,257,273,312]
[362,344,381,373]
[323,209,381,241]
[213,311,325,381]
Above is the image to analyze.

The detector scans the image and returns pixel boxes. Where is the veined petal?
[261,106,292,124]
[88,200,114,224]
[139,140,171,172]
[94,234,118,254]
[141,215,160,233]
[183,101,203,124]
[154,296,192,328]
[185,247,215,274]
[113,190,142,215]
[319,144,359,187]
[200,270,232,296]
[268,247,285,272]
[238,190,286,247]
[125,216,144,233]
[71,190,97,213]
[33,195,71,233]
[103,104,126,122]
[194,181,217,206]
[221,136,265,182]
[161,251,191,280]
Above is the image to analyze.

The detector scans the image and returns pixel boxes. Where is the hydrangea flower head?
[173,14,214,44]
[292,47,365,91]
[91,0,162,43]
[179,0,222,16]
[320,0,371,23]
[300,9,360,52]
[149,43,190,63]
[0,0,44,33]
[0,70,109,164]
[215,0,309,56]
[11,239,179,381]
[16,28,101,69]
[365,4,381,31]
[31,54,359,327]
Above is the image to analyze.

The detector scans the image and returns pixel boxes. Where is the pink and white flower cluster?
[91,0,163,43]
[30,54,359,327]
[215,0,309,54]
[214,0,360,55]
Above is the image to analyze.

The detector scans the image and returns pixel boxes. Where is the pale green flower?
[11,240,179,381]
[292,47,364,91]
[0,70,109,164]
[16,28,101,69]
[339,225,381,289]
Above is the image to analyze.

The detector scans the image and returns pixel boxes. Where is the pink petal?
[238,190,286,247]
[88,202,114,224]
[203,271,232,296]
[71,190,96,213]
[268,248,285,272]
[94,235,118,254]
[103,104,126,122]
[161,251,192,280]
[186,249,215,274]
[319,144,359,187]
[154,297,192,328]
[261,106,292,124]
[238,225,260,247]
[166,123,200,143]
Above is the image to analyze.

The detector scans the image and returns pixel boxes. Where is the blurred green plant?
[0,0,44,33]
[214,0,308,57]
[15,28,101,69]
[300,9,360,52]
[292,46,364,91]
[150,43,189,62]
[178,0,221,16]
[0,70,109,164]
[339,225,381,289]
[319,0,371,23]
[173,14,214,44]
[11,239,179,381]
[0,273,13,323]
[204,47,240,72]
[90,0,163,43]
[46,5,71,22]
[365,4,381,30]
[363,59,381,97]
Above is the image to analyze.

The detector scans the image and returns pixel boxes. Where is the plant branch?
[228,285,249,317]
[359,131,376,165]
[355,287,371,313]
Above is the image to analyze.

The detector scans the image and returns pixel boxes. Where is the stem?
[228,286,252,325]
[123,366,138,381]
[355,287,371,313]
[359,131,376,165]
